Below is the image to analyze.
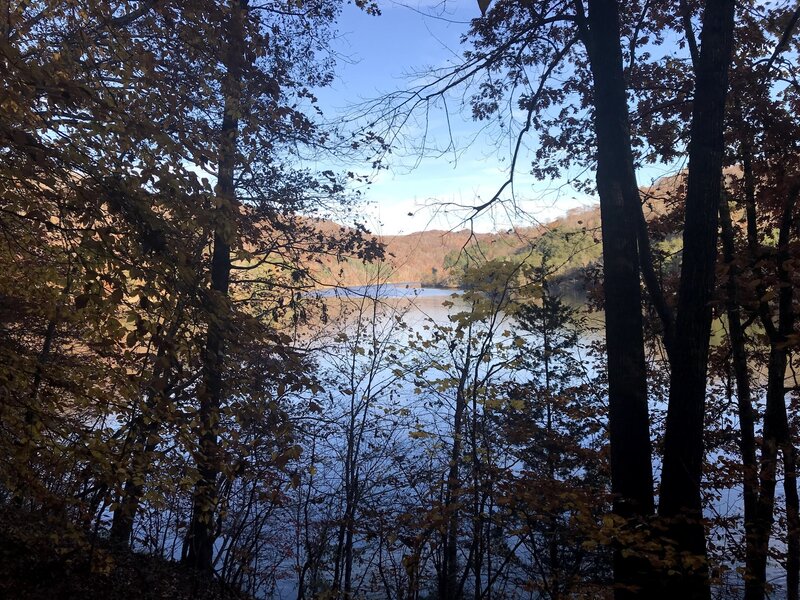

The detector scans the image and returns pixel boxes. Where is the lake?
[304,282,780,599]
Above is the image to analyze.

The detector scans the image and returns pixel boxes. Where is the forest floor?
[0,506,246,600]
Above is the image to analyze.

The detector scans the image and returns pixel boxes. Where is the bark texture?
[580,0,656,596]
[184,0,245,573]
[658,2,736,598]
[718,196,759,595]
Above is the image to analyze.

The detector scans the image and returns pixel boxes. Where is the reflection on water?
[312,283,471,329]
[307,282,776,595]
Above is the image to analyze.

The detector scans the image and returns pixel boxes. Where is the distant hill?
[312,205,602,288]
[312,173,682,289]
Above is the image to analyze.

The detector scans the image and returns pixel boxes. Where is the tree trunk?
[184,0,244,573]
[579,0,656,596]
[109,432,157,546]
[658,2,735,598]
[111,311,184,546]
[748,188,798,600]
[748,344,788,600]
[15,274,72,502]
[784,442,799,600]
[776,192,799,600]
[718,195,760,594]
[440,361,469,600]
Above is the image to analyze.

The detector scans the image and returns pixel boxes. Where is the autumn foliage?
[1,1,800,600]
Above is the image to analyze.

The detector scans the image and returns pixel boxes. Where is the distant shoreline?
[418,281,460,290]
[312,281,461,291]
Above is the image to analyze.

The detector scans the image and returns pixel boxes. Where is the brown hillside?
[312,174,682,288]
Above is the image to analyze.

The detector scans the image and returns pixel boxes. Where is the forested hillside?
[320,206,603,287]
[322,174,680,289]
[2,2,800,600]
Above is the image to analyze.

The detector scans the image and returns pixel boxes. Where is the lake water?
[307,282,784,599]
[312,282,467,324]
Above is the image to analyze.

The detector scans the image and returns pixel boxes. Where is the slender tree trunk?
[542,320,561,598]
[111,310,185,546]
[93,283,189,539]
[657,2,735,598]
[740,128,770,600]
[109,432,157,546]
[26,272,72,423]
[578,1,656,596]
[331,423,351,593]
[110,381,172,547]
[441,362,469,600]
[471,397,482,600]
[185,0,244,573]
[785,442,799,600]
[748,189,798,600]
[778,192,799,600]
[28,310,58,412]
[718,195,760,592]
[11,273,73,506]
[749,344,789,599]
[342,456,358,597]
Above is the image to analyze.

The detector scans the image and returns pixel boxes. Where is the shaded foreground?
[0,507,241,600]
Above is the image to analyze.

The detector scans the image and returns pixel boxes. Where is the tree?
[362,0,743,595]
[653,2,736,598]
[501,256,610,598]
[183,0,246,572]
[575,2,658,594]
[316,278,410,598]
[399,258,527,600]
[0,0,382,588]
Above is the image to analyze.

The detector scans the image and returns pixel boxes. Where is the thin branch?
[763,1,800,80]
[628,0,653,76]
[110,0,161,29]
[634,190,675,355]
[462,34,580,221]
[679,0,700,69]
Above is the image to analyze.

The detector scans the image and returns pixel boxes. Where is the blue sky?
[315,1,595,235]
